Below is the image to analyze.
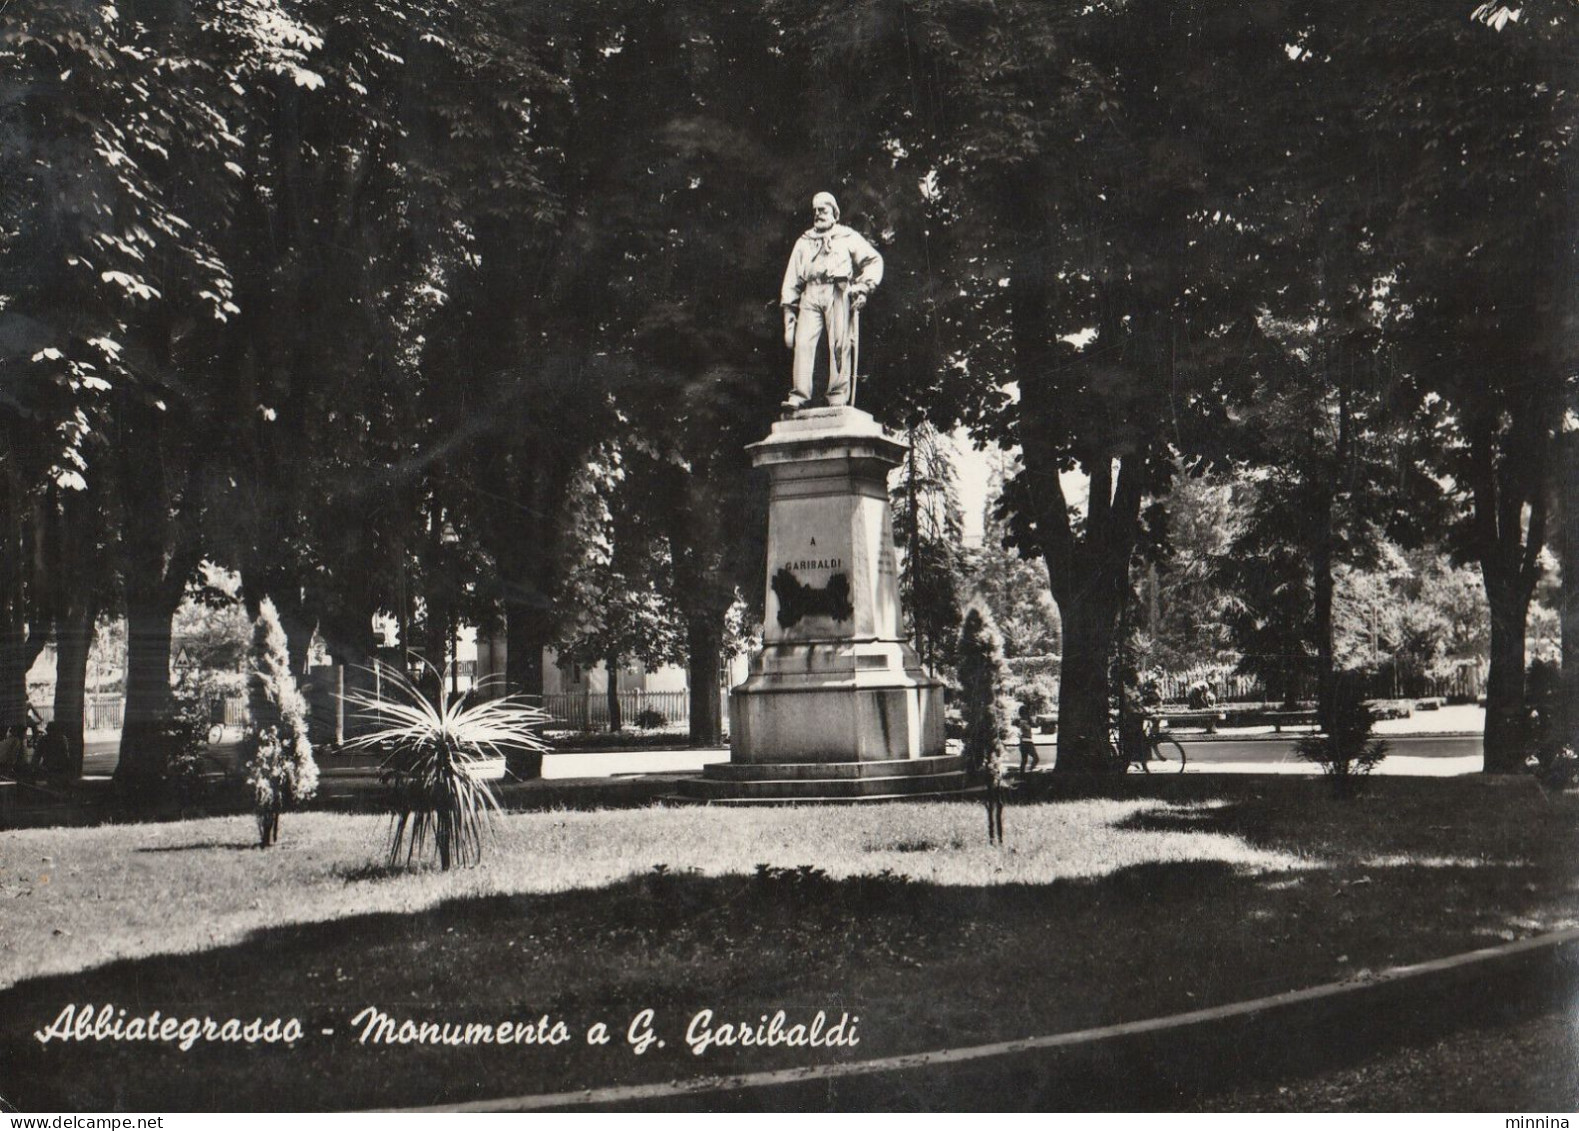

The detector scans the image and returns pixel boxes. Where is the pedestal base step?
[674,754,971,804]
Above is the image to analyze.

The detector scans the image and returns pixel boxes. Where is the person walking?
[1017,703,1041,775]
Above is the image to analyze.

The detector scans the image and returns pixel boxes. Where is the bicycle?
[203,698,250,746]
[1109,712,1188,773]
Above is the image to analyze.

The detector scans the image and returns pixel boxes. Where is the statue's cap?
[812,191,840,220]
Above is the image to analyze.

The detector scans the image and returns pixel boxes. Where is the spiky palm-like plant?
[344,668,549,870]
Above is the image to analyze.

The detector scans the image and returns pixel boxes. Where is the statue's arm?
[781,245,804,348]
[780,241,807,307]
[850,233,884,293]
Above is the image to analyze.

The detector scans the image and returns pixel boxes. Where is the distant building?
[472,635,748,731]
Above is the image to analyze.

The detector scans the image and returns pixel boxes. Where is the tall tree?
[1382,3,1579,770]
[969,457,1059,661]
[552,449,686,731]
[559,1,798,744]
[783,0,1291,768]
[1,0,302,787]
[892,421,967,674]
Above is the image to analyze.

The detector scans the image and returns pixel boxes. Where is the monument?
[681,194,961,803]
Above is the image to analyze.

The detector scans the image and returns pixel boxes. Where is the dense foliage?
[3,0,1575,776]
[956,605,1010,774]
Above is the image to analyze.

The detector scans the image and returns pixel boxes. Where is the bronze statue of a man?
[779,192,883,409]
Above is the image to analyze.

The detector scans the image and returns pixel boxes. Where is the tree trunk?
[114,597,181,789]
[1005,228,1149,773]
[322,603,376,740]
[420,603,449,706]
[108,392,202,796]
[1483,574,1532,774]
[279,600,315,678]
[1559,432,1579,752]
[686,614,723,747]
[606,651,622,733]
[1026,448,1141,773]
[0,482,45,732]
[1312,524,1337,732]
[0,623,34,735]
[1464,402,1548,774]
[504,600,550,698]
[47,482,105,780]
[1053,597,1120,772]
[53,603,93,781]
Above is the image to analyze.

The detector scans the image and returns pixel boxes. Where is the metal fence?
[32,696,128,731]
[46,685,719,735]
[36,695,247,732]
[540,689,701,731]
[86,696,124,730]
[1153,669,1263,704]
[1150,662,1486,705]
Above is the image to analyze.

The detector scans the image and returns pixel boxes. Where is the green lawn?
[2,776,1576,1110]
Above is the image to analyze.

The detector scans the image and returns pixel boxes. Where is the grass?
[1193,1012,1579,1112]
[2,776,1578,1110]
[1187,1004,1579,1112]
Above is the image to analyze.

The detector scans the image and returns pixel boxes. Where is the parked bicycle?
[201,697,253,746]
[1109,711,1188,774]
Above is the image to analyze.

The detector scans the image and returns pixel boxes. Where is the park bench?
[1263,709,1319,731]
[1031,709,1225,734]
[1150,708,1226,734]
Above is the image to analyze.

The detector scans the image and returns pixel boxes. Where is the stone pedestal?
[682,406,956,804]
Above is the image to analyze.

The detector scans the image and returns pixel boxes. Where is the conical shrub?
[241,598,318,846]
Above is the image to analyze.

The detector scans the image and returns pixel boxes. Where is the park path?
[69,703,1490,781]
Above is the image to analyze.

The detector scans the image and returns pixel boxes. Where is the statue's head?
[811,192,839,230]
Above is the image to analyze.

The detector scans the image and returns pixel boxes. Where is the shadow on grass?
[1097,775,1578,865]
[134,842,261,854]
[3,849,1570,1113]
[335,861,413,883]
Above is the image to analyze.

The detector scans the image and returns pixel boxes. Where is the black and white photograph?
[1,0,1577,1115]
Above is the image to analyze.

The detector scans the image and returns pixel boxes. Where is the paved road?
[80,737,732,781]
[77,732,1485,779]
[1179,733,1483,764]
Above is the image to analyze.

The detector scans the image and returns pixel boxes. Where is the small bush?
[1005,671,1057,717]
[241,599,318,847]
[172,666,245,722]
[1525,659,1566,771]
[634,708,667,730]
[1538,744,1579,790]
[1298,677,1388,797]
[956,606,1011,775]
[157,696,215,811]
